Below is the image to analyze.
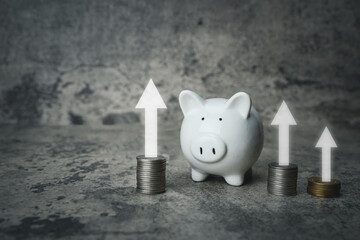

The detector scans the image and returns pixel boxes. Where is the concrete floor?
[0,123,359,239]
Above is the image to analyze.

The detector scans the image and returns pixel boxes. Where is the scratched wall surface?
[0,0,359,128]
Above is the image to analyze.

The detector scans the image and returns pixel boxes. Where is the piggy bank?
[179,90,264,186]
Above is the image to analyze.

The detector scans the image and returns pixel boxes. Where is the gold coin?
[307,177,341,198]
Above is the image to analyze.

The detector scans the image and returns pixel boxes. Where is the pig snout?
[190,134,226,163]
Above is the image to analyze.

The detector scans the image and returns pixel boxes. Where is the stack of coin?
[267,162,298,196]
[307,177,341,198]
[136,155,166,194]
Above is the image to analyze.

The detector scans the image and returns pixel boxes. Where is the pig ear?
[225,92,252,119]
[179,90,205,115]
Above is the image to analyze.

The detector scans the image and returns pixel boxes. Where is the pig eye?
[201,117,205,120]
[219,118,222,121]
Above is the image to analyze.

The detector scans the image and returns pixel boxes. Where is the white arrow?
[136,79,167,158]
[271,101,297,166]
[315,127,337,182]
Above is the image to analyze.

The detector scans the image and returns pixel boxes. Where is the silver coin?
[137,181,165,185]
[267,162,298,196]
[137,174,165,178]
[137,189,166,193]
[137,184,165,187]
[136,155,167,195]
[137,179,165,182]
[136,171,166,174]
[137,188,165,191]
[137,164,166,167]
[137,176,165,179]
[137,186,165,190]
[137,170,166,174]
[137,167,166,170]
[137,189,166,194]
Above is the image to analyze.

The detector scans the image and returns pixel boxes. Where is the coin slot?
[200,147,203,155]
[212,148,216,155]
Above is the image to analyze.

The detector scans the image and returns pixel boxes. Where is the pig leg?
[224,174,244,186]
[191,168,208,182]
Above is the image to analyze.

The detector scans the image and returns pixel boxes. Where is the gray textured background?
[0,0,359,129]
[1,1,360,239]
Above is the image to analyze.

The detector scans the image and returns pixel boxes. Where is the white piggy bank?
[179,90,264,186]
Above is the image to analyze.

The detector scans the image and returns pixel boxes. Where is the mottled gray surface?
[1,0,360,239]
[0,123,359,239]
[0,0,359,129]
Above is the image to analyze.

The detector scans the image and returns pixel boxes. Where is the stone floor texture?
[0,123,359,239]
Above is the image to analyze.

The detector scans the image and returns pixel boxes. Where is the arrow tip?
[135,79,167,109]
[316,126,337,148]
[271,101,297,125]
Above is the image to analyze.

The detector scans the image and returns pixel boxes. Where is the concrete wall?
[0,0,359,129]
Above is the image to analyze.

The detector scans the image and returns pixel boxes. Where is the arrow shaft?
[278,125,289,166]
[321,147,331,182]
[144,108,158,158]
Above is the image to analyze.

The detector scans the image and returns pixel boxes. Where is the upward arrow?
[316,127,337,182]
[136,79,167,157]
[271,101,297,166]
